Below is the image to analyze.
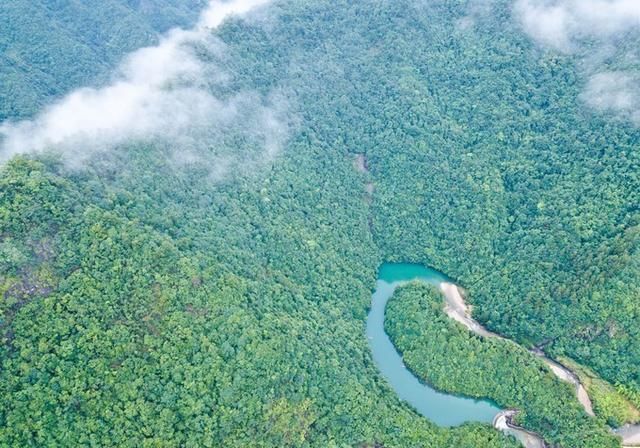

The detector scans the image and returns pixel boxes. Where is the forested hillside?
[0,0,206,120]
[1,0,639,447]
[386,284,618,447]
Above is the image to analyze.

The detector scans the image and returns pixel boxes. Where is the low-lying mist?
[0,0,289,175]
[514,0,640,125]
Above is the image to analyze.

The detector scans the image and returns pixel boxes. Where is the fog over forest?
[0,1,638,448]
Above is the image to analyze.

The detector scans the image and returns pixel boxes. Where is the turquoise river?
[366,263,501,427]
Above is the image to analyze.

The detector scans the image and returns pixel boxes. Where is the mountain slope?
[0,0,207,121]
[0,0,639,447]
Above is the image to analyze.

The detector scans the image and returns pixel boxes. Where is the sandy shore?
[529,349,594,416]
[439,282,595,418]
[615,424,640,447]
[440,282,499,339]
[493,411,546,448]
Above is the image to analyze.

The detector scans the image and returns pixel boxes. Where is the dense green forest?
[0,152,518,447]
[385,283,619,447]
[0,0,206,121]
[1,0,639,446]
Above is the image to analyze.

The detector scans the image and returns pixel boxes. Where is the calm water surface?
[367,263,501,426]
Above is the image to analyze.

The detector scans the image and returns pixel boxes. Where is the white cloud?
[514,0,640,124]
[514,1,573,51]
[0,0,286,170]
[514,0,640,52]
[581,71,640,124]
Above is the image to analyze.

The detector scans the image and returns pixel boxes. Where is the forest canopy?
[1,0,639,447]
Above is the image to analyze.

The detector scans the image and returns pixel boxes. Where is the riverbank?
[440,282,498,339]
[370,264,629,447]
[493,411,547,448]
[440,282,595,417]
[367,268,501,427]
[439,281,640,447]
[615,424,640,447]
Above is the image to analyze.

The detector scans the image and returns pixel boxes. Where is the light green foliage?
[0,0,207,121]
[1,0,639,446]
[386,284,619,448]
[618,384,640,411]
[561,358,640,428]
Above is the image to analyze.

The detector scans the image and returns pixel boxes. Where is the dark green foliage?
[0,146,518,448]
[386,284,619,448]
[0,0,207,121]
[1,0,639,446]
